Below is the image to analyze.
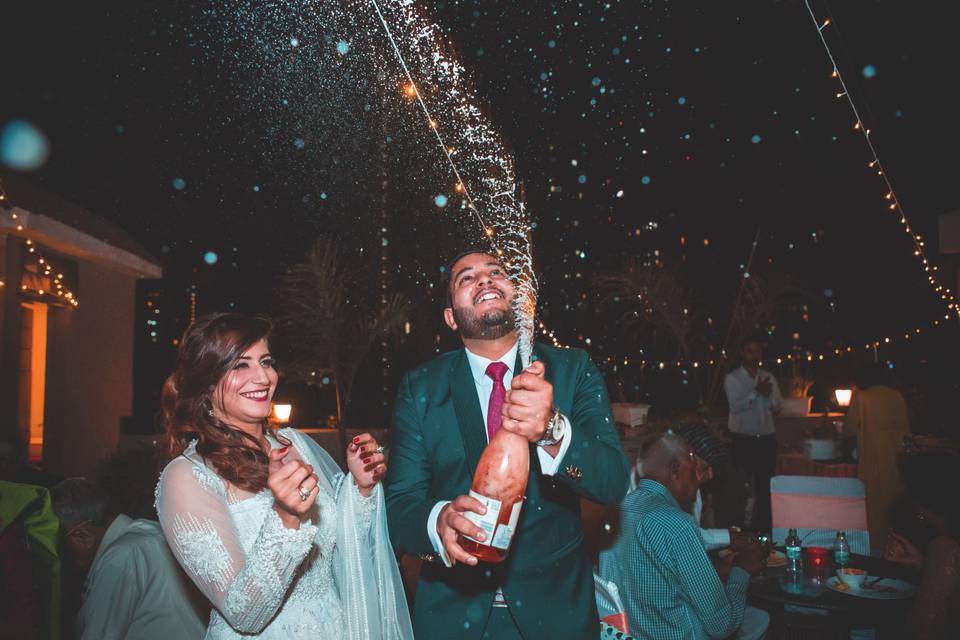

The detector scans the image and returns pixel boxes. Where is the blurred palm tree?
[706,271,814,405]
[595,258,706,402]
[272,238,410,450]
[596,259,813,407]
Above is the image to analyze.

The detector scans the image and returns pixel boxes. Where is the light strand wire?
[803,0,958,319]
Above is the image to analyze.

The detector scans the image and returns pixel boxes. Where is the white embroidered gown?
[155,427,413,639]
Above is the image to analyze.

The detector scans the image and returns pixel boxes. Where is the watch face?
[547,410,564,440]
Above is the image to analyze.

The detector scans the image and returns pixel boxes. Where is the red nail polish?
[359,446,366,453]
[352,436,360,444]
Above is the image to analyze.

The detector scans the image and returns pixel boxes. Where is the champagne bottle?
[459,427,529,563]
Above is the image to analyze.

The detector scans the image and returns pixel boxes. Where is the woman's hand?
[268,446,319,529]
[346,433,386,497]
[884,530,924,569]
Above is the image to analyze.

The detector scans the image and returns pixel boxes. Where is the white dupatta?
[284,428,414,640]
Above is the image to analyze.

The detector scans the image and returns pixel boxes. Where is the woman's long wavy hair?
[162,313,289,492]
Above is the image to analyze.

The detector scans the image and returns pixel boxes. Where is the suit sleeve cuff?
[537,415,572,476]
[427,500,453,567]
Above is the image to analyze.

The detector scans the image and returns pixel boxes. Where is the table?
[749,552,918,633]
[774,413,846,450]
[775,452,858,478]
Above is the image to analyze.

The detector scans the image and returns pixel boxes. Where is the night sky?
[3,0,958,423]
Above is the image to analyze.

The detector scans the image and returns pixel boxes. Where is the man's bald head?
[637,427,699,505]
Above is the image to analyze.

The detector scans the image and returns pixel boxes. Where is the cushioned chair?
[770,475,869,554]
[594,573,631,637]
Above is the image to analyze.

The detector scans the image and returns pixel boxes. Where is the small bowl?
[837,567,867,589]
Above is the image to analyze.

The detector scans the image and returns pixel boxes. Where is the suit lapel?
[450,349,487,473]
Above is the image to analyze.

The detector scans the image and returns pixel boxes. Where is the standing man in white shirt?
[724,336,782,532]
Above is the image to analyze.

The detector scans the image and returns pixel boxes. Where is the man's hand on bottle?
[501,360,554,442]
[437,495,488,566]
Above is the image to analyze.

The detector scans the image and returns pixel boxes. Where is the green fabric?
[386,343,630,640]
[0,480,62,640]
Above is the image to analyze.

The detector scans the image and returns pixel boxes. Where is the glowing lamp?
[834,389,853,407]
[273,403,292,423]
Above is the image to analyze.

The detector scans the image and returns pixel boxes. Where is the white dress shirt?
[426,340,572,566]
[79,515,207,640]
[724,366,782,436]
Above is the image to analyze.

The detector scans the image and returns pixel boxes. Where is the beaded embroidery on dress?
[155,429,411,639]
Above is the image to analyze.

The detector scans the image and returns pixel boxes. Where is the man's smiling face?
[444,252,516,340]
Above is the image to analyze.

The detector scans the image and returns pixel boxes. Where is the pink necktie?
[485,361,509,440]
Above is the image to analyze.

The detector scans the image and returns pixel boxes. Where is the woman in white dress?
[155,313,413,639]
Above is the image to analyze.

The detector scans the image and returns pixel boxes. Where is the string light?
[805,1,959,320]
[371,0,539,363]
[0,178,80,307]
[592,315,952,372]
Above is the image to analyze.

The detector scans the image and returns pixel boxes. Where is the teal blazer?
[386,343,630,639]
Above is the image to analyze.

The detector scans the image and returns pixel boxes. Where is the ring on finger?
[375,445,386,455]
[298,484,311,501]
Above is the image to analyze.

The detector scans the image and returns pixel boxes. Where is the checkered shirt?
[598,479,750,640]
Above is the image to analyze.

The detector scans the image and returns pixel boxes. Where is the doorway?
[18,302,47,463]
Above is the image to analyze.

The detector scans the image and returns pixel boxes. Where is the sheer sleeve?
[155,455,318,634]
[350,477,377,534]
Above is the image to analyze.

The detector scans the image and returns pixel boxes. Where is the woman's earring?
[208,408,215,417]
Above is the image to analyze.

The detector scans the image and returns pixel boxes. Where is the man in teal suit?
[386,249,630,639]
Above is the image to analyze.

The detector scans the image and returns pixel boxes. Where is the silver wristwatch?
[536,407,565,447]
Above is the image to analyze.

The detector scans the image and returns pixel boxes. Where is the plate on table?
[826,576,915,599]
[766,550,787,567]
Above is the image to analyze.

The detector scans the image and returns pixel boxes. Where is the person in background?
[724,336,782,532]
[0,477,60,640]
[884,439,960,640]
[676,424,753,553]
[600,428,769,640]
[843,363,910,542]
[0,484,41,639]
[51,477,208,640]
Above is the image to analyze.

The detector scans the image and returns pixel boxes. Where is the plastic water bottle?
[833,530,850,568]
[785,528,803,576]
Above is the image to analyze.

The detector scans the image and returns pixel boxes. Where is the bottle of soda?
[785,528,803,576]
[833,530,850,568]
[458,427,530,563]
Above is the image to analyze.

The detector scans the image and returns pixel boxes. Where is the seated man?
[633,425,750,553]
[600,428,769,640]
[51,478,208,639]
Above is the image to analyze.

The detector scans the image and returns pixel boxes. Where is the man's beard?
[452,303,515,340]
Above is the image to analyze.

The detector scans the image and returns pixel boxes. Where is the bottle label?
[786,545,801,560]
[835,550,850,565]
[462,490,522,549]
[491,500,522,550]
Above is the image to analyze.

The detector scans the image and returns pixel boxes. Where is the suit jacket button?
[565,465,583,481]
